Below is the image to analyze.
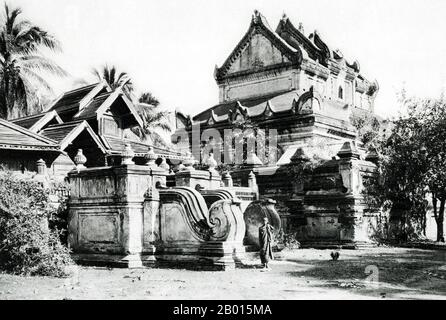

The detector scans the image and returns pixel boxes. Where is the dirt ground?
[0,247,445,300]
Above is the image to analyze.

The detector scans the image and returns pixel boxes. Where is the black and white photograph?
[0,0,445,306]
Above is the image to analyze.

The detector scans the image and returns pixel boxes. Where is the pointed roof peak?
[281,12,289,21]
[252,9,272,29]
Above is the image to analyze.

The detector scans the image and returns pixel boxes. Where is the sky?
[13,0,446,118]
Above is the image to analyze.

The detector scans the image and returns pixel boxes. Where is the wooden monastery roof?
[193,90,300,124]
[74,92,112,120]
[39,121,106,153]
[48,83,99,114]
[0,118,60,152]
[10,110,63,132]
[102,136,187,160]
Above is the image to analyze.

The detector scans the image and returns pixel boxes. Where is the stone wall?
[231,141,379,248]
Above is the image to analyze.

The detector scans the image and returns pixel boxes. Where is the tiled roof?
[193,90,299,123]
[0,118,59,151]
[47,83,99,114]
[10,113,46,129]
[10,110,63,132]
[39,121,84,144]
[74,92,112,120]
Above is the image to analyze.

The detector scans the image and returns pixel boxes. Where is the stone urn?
[74,149,87,169]
[122,143,135,165]
[144,147,157,168]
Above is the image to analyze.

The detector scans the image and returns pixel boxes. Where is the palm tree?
[93,65,170,146]
[92,65,133,97]
[132,92,171,147]
[0,3,67,119]
[138,91,159,107]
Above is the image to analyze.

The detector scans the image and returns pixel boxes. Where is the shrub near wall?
[0,171,73,276]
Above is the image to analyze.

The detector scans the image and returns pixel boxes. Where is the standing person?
[259,217,274,269]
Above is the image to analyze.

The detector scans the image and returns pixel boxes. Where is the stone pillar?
[34,159,49,187]
[336,141,369,244]
[142,185,160,261]
[337,141,361,195]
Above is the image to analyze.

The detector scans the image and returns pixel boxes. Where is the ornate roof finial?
[298,22,304,34]
[213,64,219,80]
[252,9,261,24]
[281,12,288,20]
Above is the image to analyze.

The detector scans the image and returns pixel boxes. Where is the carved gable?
[227,32,290,74]
[215,11,301,82]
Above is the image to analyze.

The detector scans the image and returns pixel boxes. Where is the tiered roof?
[11,110,63,132]
[8,83,184,161]
[0,118,59,152]
[187,11,377,130]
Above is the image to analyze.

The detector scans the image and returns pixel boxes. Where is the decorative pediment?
[207,110,217,125]
[175,111,193,129]
[277,16,330,66]
[215,10,302,81]
[309,30,331,63]
[263,101,275,118]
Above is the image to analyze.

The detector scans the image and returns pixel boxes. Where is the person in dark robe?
[259,216,274,269]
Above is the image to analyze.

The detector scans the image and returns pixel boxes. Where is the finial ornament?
[145,146,157,168]
[298,22,304,34]
[222,171,233,187]
[122,143,135,165]
[159,157,170,171]
[74,149,87,169]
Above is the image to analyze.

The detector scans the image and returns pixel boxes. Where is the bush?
[0,171,73,276]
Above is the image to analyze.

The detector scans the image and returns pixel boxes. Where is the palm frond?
[18,55,68,76]
[5,5,22,34]
[14,26,61,54]
[0,4,66,119]
[18,66,52,92]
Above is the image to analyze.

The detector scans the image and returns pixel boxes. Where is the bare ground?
[0,247,445,300]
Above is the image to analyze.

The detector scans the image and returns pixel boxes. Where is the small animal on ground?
[330,251,340,261]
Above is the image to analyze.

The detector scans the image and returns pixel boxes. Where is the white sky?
[13,0,446,118]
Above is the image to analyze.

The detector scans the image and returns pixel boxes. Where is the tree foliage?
[0,3,67,119]
[131,92,171,147]
[349,110,382,149]
[92,64,133,96]
[364,96,446,242]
